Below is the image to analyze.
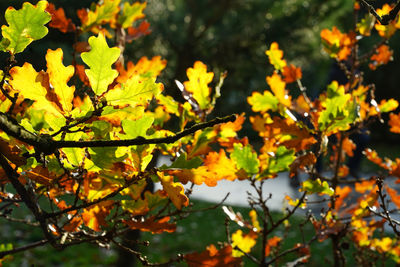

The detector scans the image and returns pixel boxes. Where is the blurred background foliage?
[0,0,399,141]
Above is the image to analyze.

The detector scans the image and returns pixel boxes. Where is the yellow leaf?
[266,73,291,106]
[265,42,287,71]
[183,61,214,110]
[46,48,75,113]
[158,172,189,210]
[9,63,61,116]
[231,230,257,257]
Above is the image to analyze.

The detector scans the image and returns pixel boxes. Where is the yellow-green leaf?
[81,32,120,95]
[1,0,51,54]
[105,75,161,107]
[118,2,146,28]
[247,91,278,113]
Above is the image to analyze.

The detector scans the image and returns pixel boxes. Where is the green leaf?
[318,81,355,133]
[261,146,295,178]
[1,0,51,54]
[247,91,279,112]
[122,115,154,138]
[81,33,120,95]
[91,120,112,139]
[88,147,126,170]
[105,75,161,107]
[231,143,259,175]
[300,178,334,196]
[159,154,202,170]
[62,132,86,168]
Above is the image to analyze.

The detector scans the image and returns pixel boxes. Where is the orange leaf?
[116,56,166,83]
[369,44,393,70]
[355,179,376,194]
[342,137,356,157]
[334,186,352,211]
[385,186,400,209]
[266,72,291,106]
[282,64,302,83]
[127,21,151,41]
[123,216,176,234]
[81,200,114,231]
[46,3,76,33]
[185,244,242,267]
[389,113,400,134]
[158,173,189,210]
[265,236,282,256]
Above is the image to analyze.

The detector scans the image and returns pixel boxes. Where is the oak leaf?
[46,48,75,113]
[389,113,400,134]
[158,173,189,210]
[282,64,302,83]
[1,0,51,54]
[231,230,257,257]
[118,2,146,28]
[46,3,75,33]
[184,244,242,267]
[265,236,282,256]
[183,61,214,110]
[81,32,120,95]
[266,72,291,107]
[265,42,286,71]
[123,216,176,234]
[81,200,114,231]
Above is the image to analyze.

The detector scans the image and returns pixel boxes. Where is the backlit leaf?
[231,230,257,257]
[265,236,282,256]
[105,75,161,107]
[9,63,61,116]
[318,81,355,133]
[266,73,291,107]
[231,143,259,175]
[123,216,176,234]
[46,3,76,33]
[282,64,302,83]
[81,33,120,95]
[158,173,188,210]
[46,48,75,113]
[183,61,214,110]
[301,178,334,196]
[122,115,154,138]
[247,91,278,113]
[265,42,286,71]
[118,2,146,28]
[356,13,375,36]
[1,0,51,54]
[185,244,242,267]
[261,146,295,178]
[80,0,121,32]
[389,113,400,134]
[369,45,393,70]
[81,200,114,231]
